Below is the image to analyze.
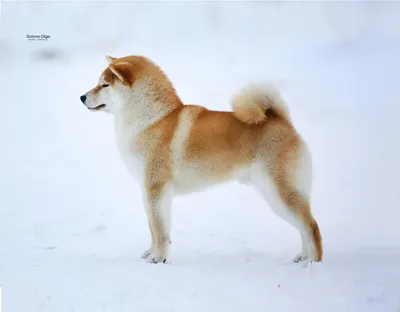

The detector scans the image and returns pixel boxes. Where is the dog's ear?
[105,55,117,64]
[108,62,134,86]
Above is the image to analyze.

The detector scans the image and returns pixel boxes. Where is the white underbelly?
[171,165,250,195]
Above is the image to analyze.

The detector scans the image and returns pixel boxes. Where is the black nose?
[80,95,87,103]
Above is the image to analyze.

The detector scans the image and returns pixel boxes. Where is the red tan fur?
[81,55,323,264]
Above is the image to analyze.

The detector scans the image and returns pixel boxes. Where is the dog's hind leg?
[251,143,323,262]
[253,172,322,262]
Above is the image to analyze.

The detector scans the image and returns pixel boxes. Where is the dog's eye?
[102,84,109,87]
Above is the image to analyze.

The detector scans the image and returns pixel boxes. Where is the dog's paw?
[146,252,167,264]
[141,248,153,259]
[293,252,308,263]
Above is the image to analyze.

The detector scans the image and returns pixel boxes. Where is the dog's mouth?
[88,104,106,111]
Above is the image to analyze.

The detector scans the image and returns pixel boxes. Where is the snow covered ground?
[1,1,400,311]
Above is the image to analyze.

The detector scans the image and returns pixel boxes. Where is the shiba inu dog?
[80,55,323,264]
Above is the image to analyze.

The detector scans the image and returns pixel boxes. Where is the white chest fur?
[114,115,145,185]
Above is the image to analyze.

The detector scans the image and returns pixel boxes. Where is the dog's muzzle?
[80,94,105,110]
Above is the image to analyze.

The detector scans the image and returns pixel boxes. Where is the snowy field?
[1,1,400,311]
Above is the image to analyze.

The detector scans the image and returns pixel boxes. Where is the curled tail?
[231,83,290,124]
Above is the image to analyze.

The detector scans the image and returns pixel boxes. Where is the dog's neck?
[115,79,182,133]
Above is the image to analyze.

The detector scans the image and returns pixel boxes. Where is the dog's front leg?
[143,182,172,263]
[141,218,155,260]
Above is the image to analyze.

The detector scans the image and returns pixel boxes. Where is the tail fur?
[231,83,290,124]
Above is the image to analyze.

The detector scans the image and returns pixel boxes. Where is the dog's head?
[81,55,182,116]
[80,55,144,114]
